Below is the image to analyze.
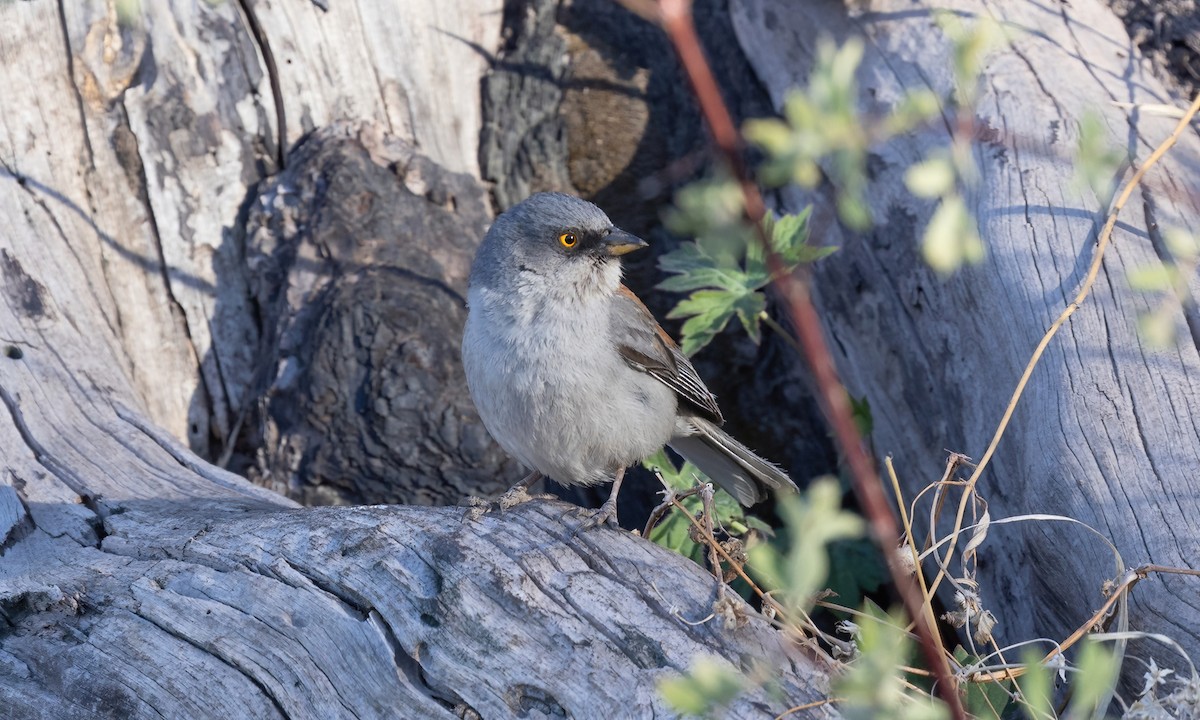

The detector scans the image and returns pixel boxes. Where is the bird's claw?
[460,483,552,523]
[577,500,620,533]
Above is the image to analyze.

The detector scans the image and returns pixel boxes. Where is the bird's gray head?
[469,193,647,296]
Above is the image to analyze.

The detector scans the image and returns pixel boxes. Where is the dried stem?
[643,481,704,537]
[643,1,966,717]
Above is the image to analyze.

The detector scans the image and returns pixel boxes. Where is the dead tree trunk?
[731,0,1200,672]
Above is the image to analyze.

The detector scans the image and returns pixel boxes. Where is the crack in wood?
[233,0,287,170]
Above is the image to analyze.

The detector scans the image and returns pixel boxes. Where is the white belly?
[463,288,677,486]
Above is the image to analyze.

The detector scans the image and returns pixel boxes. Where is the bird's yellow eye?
[559,232,578,248]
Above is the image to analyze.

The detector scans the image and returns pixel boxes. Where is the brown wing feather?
[612,285,724,424]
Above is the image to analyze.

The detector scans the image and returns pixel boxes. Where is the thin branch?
[640,1,967,717]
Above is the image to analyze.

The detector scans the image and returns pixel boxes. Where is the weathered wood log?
[3,490,836,718]
[731,0,1200,673]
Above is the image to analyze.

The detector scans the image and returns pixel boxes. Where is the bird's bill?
[604,229,649,256]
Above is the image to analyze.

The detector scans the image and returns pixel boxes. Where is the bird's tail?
[668,418,798,506]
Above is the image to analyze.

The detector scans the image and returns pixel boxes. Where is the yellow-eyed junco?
[462,192,796,527]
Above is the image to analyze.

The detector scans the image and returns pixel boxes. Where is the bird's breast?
[463,286,677,485]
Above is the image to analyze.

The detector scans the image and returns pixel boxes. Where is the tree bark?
[732,0,1200,673]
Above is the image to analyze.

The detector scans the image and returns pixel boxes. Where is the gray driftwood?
[732,0,1200,674]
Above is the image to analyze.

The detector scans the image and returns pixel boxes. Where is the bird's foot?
[497,484,553,510]
[460,496,492,523]
[577,498,620,532]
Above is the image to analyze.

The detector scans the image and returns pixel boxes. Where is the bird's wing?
[611,284,724,424]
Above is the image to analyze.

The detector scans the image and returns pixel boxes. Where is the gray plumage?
[462,192,796,512]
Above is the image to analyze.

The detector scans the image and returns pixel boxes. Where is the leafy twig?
[643,1,967,717]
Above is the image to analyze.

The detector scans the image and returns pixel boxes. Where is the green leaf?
[658,243,720,274]
[1073,111,1126,204]
[667,290,734,320]
[905,157,956,198]
[1127,264,1180,292]
[649,510,701,561]
[668,290,743,356]
[825,538,888,606]
[954,648,1013,718]
[882,89,943,135]
[1017,649,1054,719]
[743,118,793,156]
[921,195,984,274]
[1139,308,1177,350]
[1065,641,1119,718]
[850,395,873,438]
[732,291,767,345]
[748,478,865,610]
[1164,227,1200,261]
[835,609,951,720]
[659,656,745,717]
[657,267,750,294]
[838,194,872,231]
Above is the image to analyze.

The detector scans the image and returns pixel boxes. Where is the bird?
[461,192,797,528]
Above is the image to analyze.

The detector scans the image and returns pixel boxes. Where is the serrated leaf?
[667,290,733,320]
[733,291,766,345]
[669,290,742,356]
[658,243,718,273]
[772,210,811,256]
[657,267,750,293]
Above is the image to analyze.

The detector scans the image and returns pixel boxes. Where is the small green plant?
[1016,641,1119,719]
[836,609,950,720]
[660,189,832,355]
[641,449,768,565]
[747,478,865,613]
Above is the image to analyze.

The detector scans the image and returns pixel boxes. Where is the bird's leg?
[580,467,625,530]
[497,471,545,510]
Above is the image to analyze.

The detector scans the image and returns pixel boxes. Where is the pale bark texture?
[731,0,1200,672]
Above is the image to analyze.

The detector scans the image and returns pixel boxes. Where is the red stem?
[653,1,966,717]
